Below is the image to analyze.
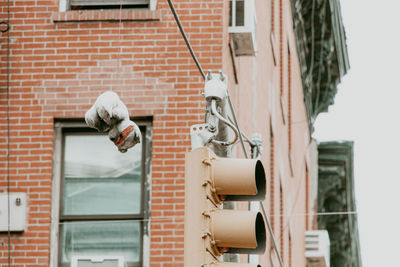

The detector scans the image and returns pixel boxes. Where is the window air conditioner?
[305,230,330,267]
[71,256,126,267]
[228,0,257,56]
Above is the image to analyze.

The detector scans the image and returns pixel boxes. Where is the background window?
[58,126,148,267]
[229,0,245,27]
[228,0,256,56]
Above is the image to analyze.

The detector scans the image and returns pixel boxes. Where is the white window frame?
[50,120,151,267]
[229,0,256,34]
[71,256,125,267]
[228,0,257,56]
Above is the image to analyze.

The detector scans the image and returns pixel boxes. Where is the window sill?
[52,9,161,23]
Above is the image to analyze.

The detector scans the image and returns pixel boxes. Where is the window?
[228,0,256,56]
[53,121,151,267]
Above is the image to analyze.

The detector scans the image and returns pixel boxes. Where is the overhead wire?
[166,0,205,80]
[3,210,357,228]
[118,0,123,77]
[210,99,239,146]
[4,0,11,265]
[226,95,248,158]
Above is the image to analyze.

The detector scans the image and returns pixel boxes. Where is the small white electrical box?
[0,193,27,232]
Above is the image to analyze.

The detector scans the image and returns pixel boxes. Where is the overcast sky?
[313,1,400,266]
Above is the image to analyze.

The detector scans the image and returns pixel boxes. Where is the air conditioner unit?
[228,0,257,56]
[71,256,126,267]
[305,230,330,267]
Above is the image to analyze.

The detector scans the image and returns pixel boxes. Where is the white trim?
[228,0,255,33]
[142,234,150,267]
[71,256,125,267]
[59,0,67,11]
[231,0,236,26]
[49,123,63,267]
[149,0,157,10]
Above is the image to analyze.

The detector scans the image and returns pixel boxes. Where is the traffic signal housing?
[184,147,266,266]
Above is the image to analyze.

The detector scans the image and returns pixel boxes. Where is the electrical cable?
[259,199,284,266]
[5,0,11,264]
[166,0,205,80]
[226,95,248,158]
[260,201,284,266]
[227,116,256,146]
[2,210,357,227]
[117,0,123,79]
[210,99,239,146]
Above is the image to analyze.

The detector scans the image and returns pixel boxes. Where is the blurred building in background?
[318,141,362,267]
[0,0,357,266]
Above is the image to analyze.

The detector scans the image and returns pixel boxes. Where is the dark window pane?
[236,0,245,26]
[71,0,148,4]
[62,134,142,216]
[70,0,149,8]
[60,221,141,264]
[229,0,233,27]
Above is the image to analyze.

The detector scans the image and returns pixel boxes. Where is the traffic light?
[184,147,266,266]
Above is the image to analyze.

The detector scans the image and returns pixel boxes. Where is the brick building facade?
[0,0,348,266]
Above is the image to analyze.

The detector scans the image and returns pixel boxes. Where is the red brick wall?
[0,0,223,266]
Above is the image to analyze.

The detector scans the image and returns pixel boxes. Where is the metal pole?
[260,201,284,267]
[166,0,206,80]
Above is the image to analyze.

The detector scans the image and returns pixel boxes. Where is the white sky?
[313,1,400,266]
